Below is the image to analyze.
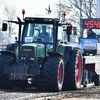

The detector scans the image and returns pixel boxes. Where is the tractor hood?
[21,43,45,58]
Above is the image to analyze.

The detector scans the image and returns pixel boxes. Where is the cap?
[88,29,92,31]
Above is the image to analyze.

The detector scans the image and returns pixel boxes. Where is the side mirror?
[2,23,7,31]
[66,23,72,35]
[73,27,77,35]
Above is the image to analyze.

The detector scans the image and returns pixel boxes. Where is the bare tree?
[55,0,96,33]
[54,0,72,21]
[2,5,18,43]
[3,5,17,34]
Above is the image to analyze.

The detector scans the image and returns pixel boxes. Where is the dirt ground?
[0,85,100,100]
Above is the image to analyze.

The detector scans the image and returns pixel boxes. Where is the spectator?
[87,29,96,38]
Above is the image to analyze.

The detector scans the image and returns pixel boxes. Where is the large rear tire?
[0,55,12,89]
[44,56,64,91]
[63,49,83,90]
[92,75,100,86]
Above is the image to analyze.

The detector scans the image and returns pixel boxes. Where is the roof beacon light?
[66,21,68,23]
[63,11,66,16]
[63,11,66,22]
[22,9,25,14]
[22,9,25,20]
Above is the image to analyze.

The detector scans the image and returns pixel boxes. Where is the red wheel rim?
[76,55,81,83]
[58,65,62,84]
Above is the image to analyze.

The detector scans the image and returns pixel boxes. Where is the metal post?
[68,33,70,42]
[89,0,93,18]
[80,0,82,37]
[89,0,91,18]
[17,17,22,59]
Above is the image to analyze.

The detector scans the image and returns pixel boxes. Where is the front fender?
[0,51,16,64]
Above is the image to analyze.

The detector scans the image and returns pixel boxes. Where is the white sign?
[25,37,33,43]
[84,43,96,51]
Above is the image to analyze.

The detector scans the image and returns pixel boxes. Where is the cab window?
[23,23,54,43]
[57,26,64,41]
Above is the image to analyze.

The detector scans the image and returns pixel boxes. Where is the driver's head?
[88,29,92,34]
[42,26,46,33]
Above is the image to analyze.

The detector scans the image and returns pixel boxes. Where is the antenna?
[45,4,52,15]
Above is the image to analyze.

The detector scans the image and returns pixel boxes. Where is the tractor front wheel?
[44,56,64,91]
[0,55,12,89]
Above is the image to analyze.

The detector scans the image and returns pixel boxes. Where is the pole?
[89,0,92,18]
[80,0,82,37]
[96,0,100,18]
[68,33,70,42]
[17,17,21,59]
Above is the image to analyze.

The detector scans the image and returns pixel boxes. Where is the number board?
[83,18,100,29]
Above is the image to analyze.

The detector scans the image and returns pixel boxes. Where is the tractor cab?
[21,15,69,58]
[21,17,55,57]
[22,16,68,44]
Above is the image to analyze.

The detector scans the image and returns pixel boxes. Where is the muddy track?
[0,86,100,100]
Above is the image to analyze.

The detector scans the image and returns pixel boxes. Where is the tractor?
[0,10,93,91]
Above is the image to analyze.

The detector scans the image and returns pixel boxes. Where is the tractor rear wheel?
[0,55,12,89]
[44,56,64,91]
[63,49,83,90]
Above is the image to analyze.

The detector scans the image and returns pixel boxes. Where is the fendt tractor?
[0,10,99,92]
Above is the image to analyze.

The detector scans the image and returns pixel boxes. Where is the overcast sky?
[0,0,59,19]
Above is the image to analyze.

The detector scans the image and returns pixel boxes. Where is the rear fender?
[47,52,63,57]
[48,47,81,67]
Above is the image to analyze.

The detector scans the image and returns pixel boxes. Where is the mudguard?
[0,51,16,64]
[48,45,80,67]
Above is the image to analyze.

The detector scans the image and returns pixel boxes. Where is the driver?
[38,26,50,42]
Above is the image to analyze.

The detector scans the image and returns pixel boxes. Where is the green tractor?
[0,10,84,91]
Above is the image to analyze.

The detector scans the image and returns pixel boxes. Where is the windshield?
[23,23,54,43]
